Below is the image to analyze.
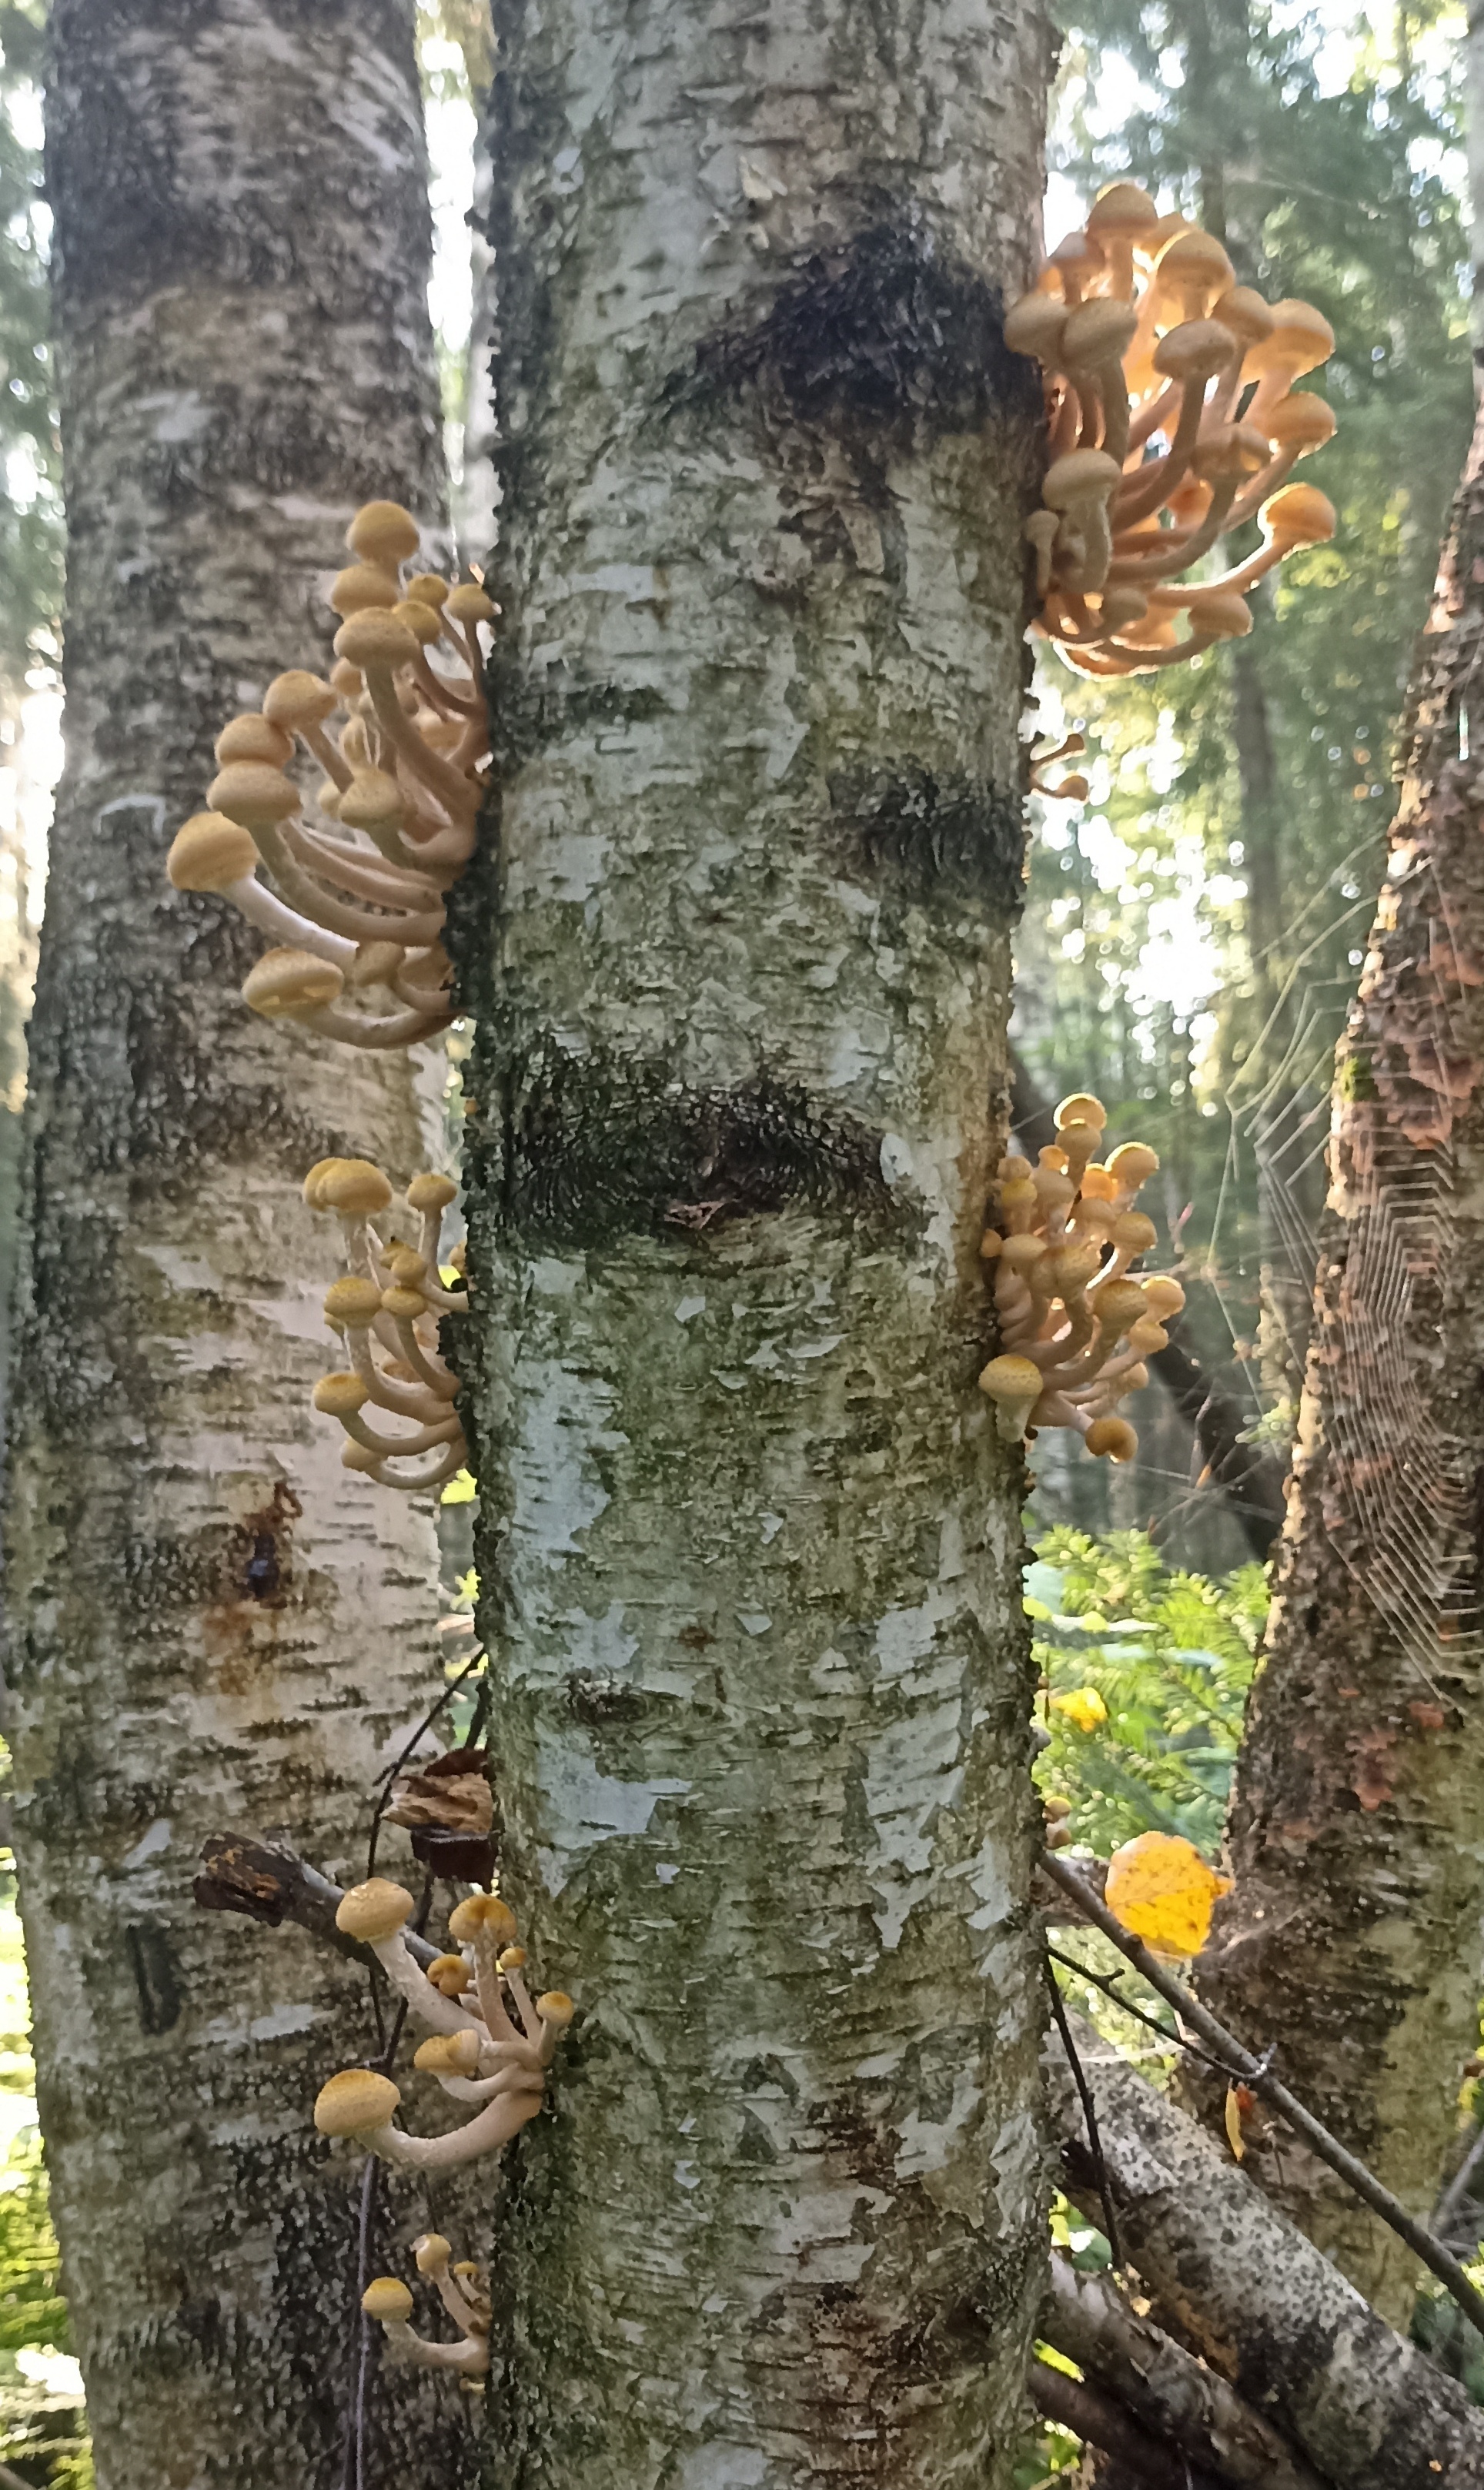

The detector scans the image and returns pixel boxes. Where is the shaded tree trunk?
[1198,400,1484,2321]
[2,6,466,2483]
[459,0,1055,2475]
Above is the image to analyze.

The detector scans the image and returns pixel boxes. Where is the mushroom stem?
[390,1314,460,1398]
[361,661,480,822]
[299,1003,453,1049]
[222,876,359,968]
[379,2318,488,2377]
[369,1934,483,2038]
[342,1409,464,1461]
[365,2083,544,2172]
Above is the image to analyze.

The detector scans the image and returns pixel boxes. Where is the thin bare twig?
[1040,1849,1484,2340]
[1031,2358,1225,2490]
[1435,2117,1484,2241]
[1043,1954,1122,2271]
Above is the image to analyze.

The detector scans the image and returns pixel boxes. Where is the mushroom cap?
[336,1877,415,1942]
[392,596,443,647]
[1034,1164,1075,1207]
[362,2277,414,2322]
[1208,285,1275,345]
[496,1945,527,1970]
[1041,448,1121,510]
[1087,1417,1138,1462]
[406,573,450,609]
[168,811,258,893]
[1189,421,1269,481]
[315,2067,401,2136]
[1047,1242,1101,1294]
[1187,590,1253,640]
[348,940,408,991]
[1003,293,1068,363]
[242,948,343,1018]
[407,1171,459,1213]
[334,610,419,670]
[1095,1278,1151,1330]
[1107,1141,1159,1185]
[413,2030,483,2077]
[536,1991,575,2027]
[414,2233,453,2274]
[1080,1165,1118,1201]
[1264,392,1336,453]
[1111,1210,1158,1252]
[214,713,294,769]
[1061,299,1138,367]
[1085,180,1158,239]
[303,1157,348,1207]
[264,670,340,730]
[208,760,302,830]
[386,1246,429,1282]
[319,1158,394,1215]
[1260,481,1335,546]
[1093,593,1144,636]
[1243,298,1334,378]
[446,582,496,626]
[1056,1092,1107,1131]
[330,563,400,619]
[324,1275,385,1327]
[1143,1275,1186,1319]
[381,1285,428,1320]
[1151,229,1233,296]
[348,500,422,565]
[1151,318,1236,384]
[447,1892,520,1947]
[338,768,405,831]
[314,1372,370,1418]
[978,1353,1044,1403]
[329,658,364,698]
[343,1442,384,1475]
[1047,229,1105,280]
[1128,1316,1170,1355]
[998,1232,1046,1273]
[426,1950,472,1994]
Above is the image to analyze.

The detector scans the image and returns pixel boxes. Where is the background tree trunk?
[460,0,1054,2478]
[1198,398,1484,2321]
[3,6,469,2483]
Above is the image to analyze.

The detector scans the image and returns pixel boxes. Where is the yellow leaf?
[1104,1830,1232,1960]
[1050,1686,1108,1733]
[1224,2086,1246,2162]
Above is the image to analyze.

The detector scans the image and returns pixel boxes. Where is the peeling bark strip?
[466,0,1053,2478]
[1048,2016,1484,2490]
[6,8,463,2487]
[1200,399,1484,2321]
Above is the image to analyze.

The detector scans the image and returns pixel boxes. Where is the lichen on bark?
[455,0,1056,2476]
[5,5,473,2484]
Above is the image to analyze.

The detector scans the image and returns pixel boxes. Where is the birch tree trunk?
[1198,398,1484,2323]
[461,1,1054,2478]
[3,7,463,2482]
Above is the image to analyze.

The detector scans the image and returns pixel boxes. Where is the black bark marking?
[828,761,1026,907]
[125,1920,182,2034]
[672,211,1043,441]
[487,1046,894,1245]
[236,1482,302,1607]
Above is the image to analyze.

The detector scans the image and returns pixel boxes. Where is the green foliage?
[0,1,61,707]
[1028,1525,1265,1852]
[0,2132,65,2357]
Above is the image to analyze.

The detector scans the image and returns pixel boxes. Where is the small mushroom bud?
[1142,1275,1186,1319]
[978,1352,1045,1442]
[1086,1416,1138,1461]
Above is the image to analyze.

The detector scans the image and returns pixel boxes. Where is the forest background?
[0,0,1470,2478]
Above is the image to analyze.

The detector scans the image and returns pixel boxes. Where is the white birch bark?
[4,6,466,2483]
[463,0,1055,2478]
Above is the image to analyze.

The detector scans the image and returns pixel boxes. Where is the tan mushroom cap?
[1151,318,1236,384]
[214,714,294,769]
[208,760,302,830]
[998,1232,1046,1273]
[407,1171,459,1213]
[1260,482,1335,545]
[362,2276,414,2321]
[167,812,258,893]
[1061,299,1139,366]
[339,768,405,831]
[348,500,422,565]
[325,1275,384,1326]
[381,1285,429,1321]
[1243,299,1334,378]
[1187,590,1253,640]
[329,659,364,699]
[1042,448,1121,509]
[426,1951,472,1994]
[1107,1141,1159,1185]
[1095,1278,1152,1331]
[1056,1092,1107,1131]
[336,1877,415,1943]
[1189,422,1268,481]
[978,1353,1044,1402]
[447,1891,519,1947]
[405,573,450,609]
[315,2067,401,2136]
[264,670,340,730]
[330,563,400,619]
[445,583,496,627]
[1151,228,1233,296]
[1087,1417,1138,1461]
[1264,393,1336,453]
[1209,286,1275,345]
[319,1158,394,1215]
[334,610,419,670]
[242,948,343,1018]
[413,2030,482,2077]
[414,2233,453,2274]
[1085,180,1158,239]
[314,1372,369,1418]
[536,1991,575,2026]
[1004,295,1068,362]
[1111,1210,1158,1252]
[1143,1275,1187,1319]
[303,1157,349,1207]
[392,597,443,647]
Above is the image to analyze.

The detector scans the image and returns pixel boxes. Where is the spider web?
[1207,854,1479,1683]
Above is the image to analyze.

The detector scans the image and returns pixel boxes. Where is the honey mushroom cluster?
[363,2234,490,2386]
[165,498,493,1048]
[978,1092,1185,1462]
[1006,183,1338,675]
[306,1155,470,1493]
[316,1882,574,2173]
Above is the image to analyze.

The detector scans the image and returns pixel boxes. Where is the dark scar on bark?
[666,212,1043,439]
[485,1048,893,1245]
[827,761,1026,906]
[125,1921,182,2035]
